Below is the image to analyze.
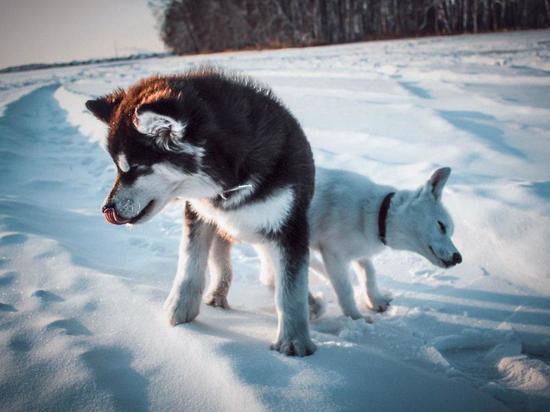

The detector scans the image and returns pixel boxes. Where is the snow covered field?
[1,30,549,411]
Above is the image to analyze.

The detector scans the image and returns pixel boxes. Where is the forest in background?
[149,0,550,54]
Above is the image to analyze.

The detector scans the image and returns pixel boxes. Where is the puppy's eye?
[438,221,446,234]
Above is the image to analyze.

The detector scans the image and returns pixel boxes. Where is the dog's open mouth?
[104,200,155,225]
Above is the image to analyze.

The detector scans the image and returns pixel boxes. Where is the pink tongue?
[104,208,129,225]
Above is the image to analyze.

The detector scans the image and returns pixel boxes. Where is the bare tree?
[154,0,550,55]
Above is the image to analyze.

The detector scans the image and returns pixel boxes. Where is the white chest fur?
[190,186,294,243]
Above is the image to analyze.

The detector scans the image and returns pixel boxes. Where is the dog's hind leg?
[255,244,276,288]
[320,248,364,320]
[204,233,232,309]
[164,203,215,325]
[352,259,392,312]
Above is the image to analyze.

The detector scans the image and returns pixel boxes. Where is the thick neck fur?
[382,189,417,252]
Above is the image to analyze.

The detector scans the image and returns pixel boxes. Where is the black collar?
[378,192,395,245]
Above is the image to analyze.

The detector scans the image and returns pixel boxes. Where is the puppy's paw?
[163,291,201,326]
[363,315,374,323]
[308,294,326,321]
[204,293,230,309]
[270,336,317,357]
[367,292,393,313]
[346,312,373,323]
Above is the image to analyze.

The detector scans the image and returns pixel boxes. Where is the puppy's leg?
[164,204,215,325]
[257,246,324,320]
[255,244,276,288]
[320,248,364,320]
[309,253,327,276]
[204,233,232,309]
[307,254,326,320]
[352,259,392,312]
[268,241,316,356]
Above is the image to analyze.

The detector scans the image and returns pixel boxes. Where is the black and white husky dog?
[86,70,316,356]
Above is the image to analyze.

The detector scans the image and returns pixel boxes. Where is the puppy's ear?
[425,167,451,200]
[133,99,188,153]
[85,89,125,123]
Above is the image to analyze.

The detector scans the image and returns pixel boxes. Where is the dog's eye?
[438,221,446,234]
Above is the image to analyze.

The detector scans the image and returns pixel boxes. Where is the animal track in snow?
[0,271,17,287]
[46,318,92,336]
[0,302,17,312]
[0,233,28,246]
[31,290,64,304]
[8,333,33,352]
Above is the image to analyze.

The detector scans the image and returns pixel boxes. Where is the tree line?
[149,0,550,55]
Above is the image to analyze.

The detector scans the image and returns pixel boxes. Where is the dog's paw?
[163,292,201,326]
[363,315,374,323]
[347,312,373,323]
[270,336,317,357]
[204,293,230,309]
[367,292,393,313]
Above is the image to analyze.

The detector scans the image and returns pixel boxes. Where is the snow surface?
[1,30,550,411]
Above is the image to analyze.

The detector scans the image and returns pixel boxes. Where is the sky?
[0,0,165,69]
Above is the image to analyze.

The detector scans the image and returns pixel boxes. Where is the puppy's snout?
[102,203,114,213]
[102,202,131,225]
[452,252,462,265]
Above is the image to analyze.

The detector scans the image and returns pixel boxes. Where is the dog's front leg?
[268,240,316,356]
[352,259,392,312]
[164,203,215,325]
[204,233,232,309]
[321,249,364,320]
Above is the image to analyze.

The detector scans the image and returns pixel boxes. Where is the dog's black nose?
[102,203,115,213]
[452,252,462,264]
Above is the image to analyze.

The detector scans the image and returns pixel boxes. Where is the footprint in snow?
[32,290,64,304]
[413,268,435,278]
[0,271,17,287]
[433,274,459,283]
[8,334,33,352]
[0,302,17,312]
[81,347,149,412]
[83,301,98,312]
[46,318,92,336]
[0,257,10,269]
[0,233,28,246]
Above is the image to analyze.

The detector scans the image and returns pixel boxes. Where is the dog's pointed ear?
[133,99,188,152]
[85,89,125,123]
[425,167,451,200]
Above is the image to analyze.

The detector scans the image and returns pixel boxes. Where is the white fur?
[306,167,460,317]
[204,235,233,309]
[134,110,204,158]
[189,186,295,243]
[164,221,215,325]
[116,153,130,173]
[107,162,222,222]
[208,167,461,320]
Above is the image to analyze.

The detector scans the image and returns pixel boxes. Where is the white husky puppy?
[207,166,462,320]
